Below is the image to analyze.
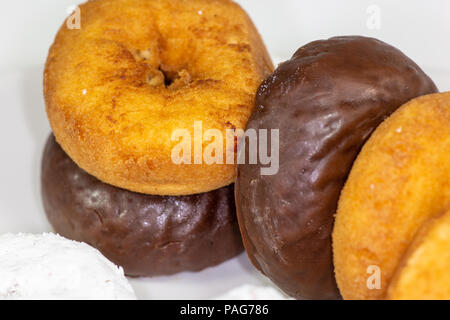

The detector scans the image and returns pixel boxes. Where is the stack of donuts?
[42,0,449,299]
[42,0,273,277]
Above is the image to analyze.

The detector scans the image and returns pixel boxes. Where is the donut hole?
[132,48,192,89]
[160,67,174,87]
[146,66,192,89]
[165,68,192,89]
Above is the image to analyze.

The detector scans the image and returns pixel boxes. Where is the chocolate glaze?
[42,135,243,277]
[235,36,438,299]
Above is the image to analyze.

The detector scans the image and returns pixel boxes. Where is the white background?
[0,0,449,299]
[1,0,449,73]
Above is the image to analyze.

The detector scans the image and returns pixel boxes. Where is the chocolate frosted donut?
[235,36,438,299]
[42,135,243,277]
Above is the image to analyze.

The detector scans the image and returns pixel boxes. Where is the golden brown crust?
[387,208,450,300]
[332,92,450,300]
[44,0,273,195]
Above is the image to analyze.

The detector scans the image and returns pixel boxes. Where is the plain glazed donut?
[235,36,438,299]
[41,135,243,277]
[333,92,450,300]
[44,0,273,195]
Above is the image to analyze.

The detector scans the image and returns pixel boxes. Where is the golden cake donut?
[44,0,273,195]
[387,209,450,300]
[333,92,450,300]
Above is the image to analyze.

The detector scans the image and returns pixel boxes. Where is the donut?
[44,0,273,196]
[0,233,136,300]
[41,135,243,277]
[333,92,450,300]
[387,209,450,300]
[235,36,438,299]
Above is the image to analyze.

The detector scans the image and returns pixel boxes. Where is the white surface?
[0,233,136,300]
[214,284,289,300]
[0,0,449,300]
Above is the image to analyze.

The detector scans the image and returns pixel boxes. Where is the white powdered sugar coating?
[214,284,290,300]
[0,233,136,300]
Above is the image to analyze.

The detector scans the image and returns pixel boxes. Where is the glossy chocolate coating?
[42,135,243,277]
[235,36,438,299]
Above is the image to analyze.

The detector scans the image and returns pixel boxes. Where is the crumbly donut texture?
[333,92,450,300]
[387,209,450,300]
[44,0,273,195]
[0,233,136,300]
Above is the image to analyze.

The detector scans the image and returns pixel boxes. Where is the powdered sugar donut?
[0,233,136,300]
